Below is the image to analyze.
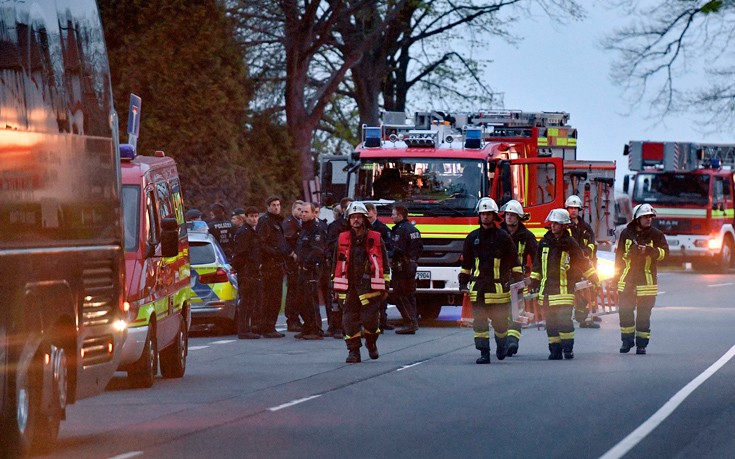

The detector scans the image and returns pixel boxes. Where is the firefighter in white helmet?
[565,195,600,329]
[613,203,668,355]
[332,202,390,363]
[529,209,599,360]
[499,200,538,357]
[459,197,523,364]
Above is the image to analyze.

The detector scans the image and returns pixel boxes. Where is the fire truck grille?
[652,219,692,233]
[417,238,464,266]
[81,258,117,327]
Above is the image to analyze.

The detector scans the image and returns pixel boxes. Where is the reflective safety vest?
[333,230,386,292]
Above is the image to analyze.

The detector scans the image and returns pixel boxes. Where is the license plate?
[416,271,431,280]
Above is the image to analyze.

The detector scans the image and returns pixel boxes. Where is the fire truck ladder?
[697,143,735,168]
[471,110,570,127]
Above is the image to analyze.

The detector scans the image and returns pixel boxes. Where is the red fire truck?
[623,141,735,272]
[321,111,616,318]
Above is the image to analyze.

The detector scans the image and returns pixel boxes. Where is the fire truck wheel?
[718,237,734,273]
[128,326,157,389]
[160,316,187,379]
[419,303,442,321]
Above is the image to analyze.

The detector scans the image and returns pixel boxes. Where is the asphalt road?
[36,269,735,459]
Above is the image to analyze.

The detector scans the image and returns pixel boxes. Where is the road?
[36,269,735,459]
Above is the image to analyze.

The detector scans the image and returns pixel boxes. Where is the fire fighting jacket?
[501,221,538,276]
[530,230,598,306]
[459,225,522,304]
[614,221,669,296]
[568,218,596,261]
[333,229,389,304]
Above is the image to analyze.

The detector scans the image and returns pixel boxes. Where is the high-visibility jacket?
[459,225,522,304]
[531,231,597,306]
[333,229,389,298]
[614,222,668,296]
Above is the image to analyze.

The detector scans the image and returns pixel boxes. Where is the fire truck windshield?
[633,172,710,206]
[354,158,485,216]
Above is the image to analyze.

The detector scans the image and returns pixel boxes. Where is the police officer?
[614,204,668,355]
[325,197,354,339]
[257,196,294,338]
[231,207,261,339]
[459,198,522,364]
[565,195,600,329]
[283,200,305,332]
[208,203,236,260]
[530,209,599,360]
[332,202,389,363]
[391,204,423,334]
[365,202,394,331]
[185,208,203,222]
[295,202,327,340]
[499,200,538,357]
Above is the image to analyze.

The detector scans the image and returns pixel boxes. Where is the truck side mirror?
[160,217,180,258]
[622,175,630,194]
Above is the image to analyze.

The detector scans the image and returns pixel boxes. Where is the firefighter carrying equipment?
[499,199,530,221]
[614,220,669,297]
[565,195,583,208]
[545,208,571,225]
[476,197,499,214]
[333,230,387,293]
[632,203,657,220]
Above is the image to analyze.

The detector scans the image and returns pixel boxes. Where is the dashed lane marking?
[211,340,236,344]
[268,395,322,412]
[707,282,734,288]
[108,452,143,459]
[396,360,427,372]
[188,345,209,351]
[599,342,735,459]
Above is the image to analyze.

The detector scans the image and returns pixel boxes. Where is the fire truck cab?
[321,110,616,319]
[623,141,735,272]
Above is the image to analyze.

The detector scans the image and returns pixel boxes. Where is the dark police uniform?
[208,217,236,261]
[232,222,261,337]
[391,218,423,331]
[296,218,327,337]
[282,214,304,330]
[257,212,290,336]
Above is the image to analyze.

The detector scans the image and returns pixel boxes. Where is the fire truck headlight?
[596,257,615,280]
[113,319,127,332]
[708,238,722,251]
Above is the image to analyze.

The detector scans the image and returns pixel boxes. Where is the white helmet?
[632,203,656,220]
[499,199,530,220]
[476,197,499,214]
[346,201,369,217]
[565,195,582,208]
[545,208,571,225]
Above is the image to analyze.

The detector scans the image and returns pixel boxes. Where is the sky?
[485,1,731,187]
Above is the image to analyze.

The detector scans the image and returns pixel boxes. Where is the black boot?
[395,321,417,335]
[620,335,634,353]
[562,339,574,360]
[495,337,507,361]
[636,346,646,355]
[635,335,649,355]
[548,343,562,360]
[506,336,519,357]
[346,350,361,363]
[476,349,490,364]
[365,335,379,360]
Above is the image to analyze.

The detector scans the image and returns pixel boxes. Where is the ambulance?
[118,146,192,388]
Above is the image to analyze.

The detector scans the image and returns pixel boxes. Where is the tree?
[604,0,735,129]
[99,0,300,211]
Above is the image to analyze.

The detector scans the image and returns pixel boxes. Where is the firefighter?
[565,195,600,329]
[459,197,523,364]
[614,204,668,355]
[499,200,538,357]
[295,202,326,340]
[232,207,262,339]
[332,202,389,363]
[391,204,423,334]
[325,197,354,339]
[257,196,294,338]
[366,202,394,331]
[530,209,599,360]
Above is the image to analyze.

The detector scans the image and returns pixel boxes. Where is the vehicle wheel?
[160,316,187,379]
[419,302,442,321]
[11,341,65,455]
[718,238,734,273]
[128,327,157,389]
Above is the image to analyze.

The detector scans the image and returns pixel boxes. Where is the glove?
[645,245,659,257]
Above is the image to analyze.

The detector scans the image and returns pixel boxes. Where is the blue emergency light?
[120,143,136,160]
[464,128,482,149]
[186,220,209,233]
[364,127,382,148]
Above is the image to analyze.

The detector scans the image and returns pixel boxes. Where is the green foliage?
[701,1,723,14]
[99,0,300,213]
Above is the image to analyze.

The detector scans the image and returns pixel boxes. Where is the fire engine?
[623,141,735,272]
[321,110,616,319]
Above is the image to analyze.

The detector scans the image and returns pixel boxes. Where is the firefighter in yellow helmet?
[459,197,523,364]
[530,209,599,360]
[613,203,669,354]
[499,200,537,357]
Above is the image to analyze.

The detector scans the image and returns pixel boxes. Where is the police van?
[118,146,192,388]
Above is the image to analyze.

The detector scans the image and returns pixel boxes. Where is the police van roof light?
[464,128,482,149]
[120,143,136,161]
[363,126,382,148]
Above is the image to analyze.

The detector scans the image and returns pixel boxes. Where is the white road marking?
[658,291,665,295]
[397,360,427,372]
[707,282,733,288]
[268,395,321,412]
[599,343,735,459]
[188,345,209,351]
[108,452,143,459]
[212,340,236,344]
